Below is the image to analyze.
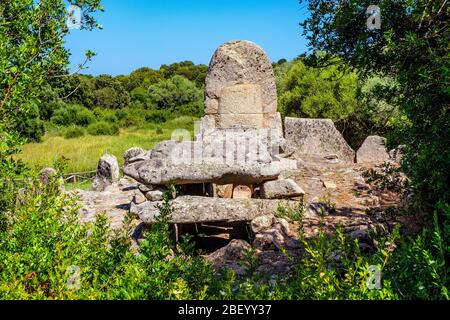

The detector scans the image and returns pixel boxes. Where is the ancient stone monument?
[202,40,282,136]
[124,40,302,224]
[121,40,401,228]
[74,41,411,275]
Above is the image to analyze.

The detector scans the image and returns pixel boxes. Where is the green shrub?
[51,105,95,127]
[87,121,119,136]
[145,110,171,123]
[115,108,129,121]
[64,126,85,139]
[102,113,118,124]
[147,75,202,113]
[12,103,45,142]
[75,109,96,127]
[0,163,448,300]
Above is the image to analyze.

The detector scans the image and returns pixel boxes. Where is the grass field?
[16,116,198,173]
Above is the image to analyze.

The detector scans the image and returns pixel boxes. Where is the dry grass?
[16,116,197,173]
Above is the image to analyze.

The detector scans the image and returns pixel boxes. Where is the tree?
[160,61,208,87]
[67,74,96,109]
[277,59,358,121]
[92,75,130,109]
[0,0,102,230]
[122,67,163,92]
[147,75,203,115]
[0,0,102,143]
[301,0,450,212]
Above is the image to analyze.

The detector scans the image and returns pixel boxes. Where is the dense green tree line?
[25,61,206,140]
[24,55,400,149]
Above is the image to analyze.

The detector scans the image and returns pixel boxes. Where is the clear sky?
[65,0,309,76]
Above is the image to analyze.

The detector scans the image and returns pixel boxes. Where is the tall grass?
[16,116,197,173]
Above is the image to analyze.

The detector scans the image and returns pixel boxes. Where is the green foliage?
[0,0,102,143]
[87,121,119,136]
[338,75,402,148]
[0,165,448,300]
[0,176,214,299]
[301,0,450,298]
[147,75,203,115]
[64,126,85,139]
[301,0,450,212]
[51,105,96,127]
[12,103,45,142]
[275,58,400,149]
[145,110,171,123]
[385,214,449,299]
[277,58,358,121]
[160,61,208,87]
[362,162,408,193]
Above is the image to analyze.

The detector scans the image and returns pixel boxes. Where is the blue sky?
[65,0,309,76]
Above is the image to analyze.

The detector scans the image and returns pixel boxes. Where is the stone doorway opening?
[172,222,253,254]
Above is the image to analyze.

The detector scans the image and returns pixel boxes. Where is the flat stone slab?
[130,196,305,224]
[124,135,283,186]
[124,159,281,186]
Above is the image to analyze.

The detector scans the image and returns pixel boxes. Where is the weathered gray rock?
[124,137,282,185]
[204,239,251,274]
[39,167,57,185]
[284,118,355,163]
[124,147,146,165]
[195,127,282,160]
[76,179,139,230]
[131,196,302,224]
[251,215,275,233]
[205,40,277,116]
[274,156,298,172]
[138,183,153,193]
[91,154,120,192]
[125,159,281,186]
[356,135,390,164]
[145,188,164,201]
[260,178,305,199]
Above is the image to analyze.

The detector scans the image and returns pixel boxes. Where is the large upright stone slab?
[203,40,282,135]
[284,118,355,163]
[91,154,120,192]
[356,135,390,165]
